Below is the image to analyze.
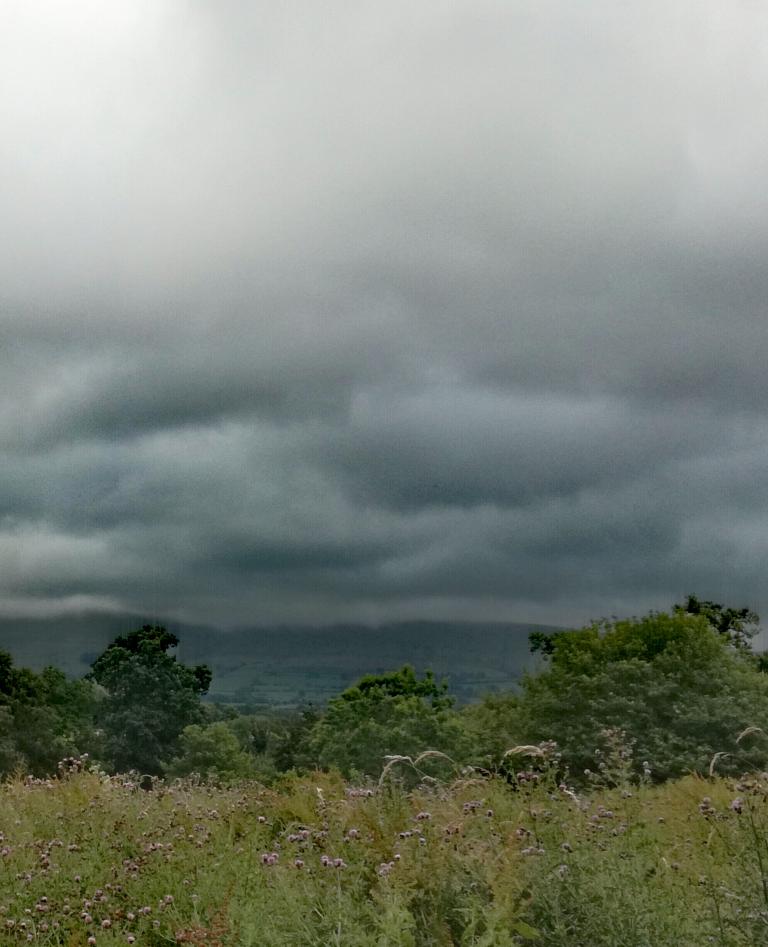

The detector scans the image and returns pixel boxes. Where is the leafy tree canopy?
[302,665,468,778]
[89,625,212,775]
[339,665,452,708]
[673,593,759,650]
[531,596,761,660]
[167,722,257,782]
[519,610,768,782]
[0,650,98,776]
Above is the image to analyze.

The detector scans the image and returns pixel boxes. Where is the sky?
[1,1,768,631]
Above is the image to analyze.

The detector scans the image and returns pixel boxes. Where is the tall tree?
[519,610,768,782]
[302,666,469,778]
[89,625,211,774]
[0,651,98,776]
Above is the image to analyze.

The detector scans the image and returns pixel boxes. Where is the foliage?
[4,760,768,944]
[167,721,257,781]
[461,691,525,766]
[89,624,212,774]
[674,593,760,650]
[0,650,99,777]
[301,666,470,778]
[518,611,768,782]
[262,706,320,773]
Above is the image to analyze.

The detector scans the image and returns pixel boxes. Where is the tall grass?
[0,757,767,944]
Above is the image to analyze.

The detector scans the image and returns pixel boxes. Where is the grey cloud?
[1,1,768,629]
[318,389,734,509]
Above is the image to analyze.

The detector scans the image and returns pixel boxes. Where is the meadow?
[1,755,767,946]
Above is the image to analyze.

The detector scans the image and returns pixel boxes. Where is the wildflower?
[294,858,305,869]
[415,811,431,821]
[556,863,569,878]
[699,797,716,817]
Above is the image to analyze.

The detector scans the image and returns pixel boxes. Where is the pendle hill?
[0,615,556,707]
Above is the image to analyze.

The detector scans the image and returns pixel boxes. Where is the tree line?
[2,597,768,785]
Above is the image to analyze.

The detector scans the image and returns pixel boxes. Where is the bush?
[513,611,768,782]
[302,666,472,778]
[167,722,257,781]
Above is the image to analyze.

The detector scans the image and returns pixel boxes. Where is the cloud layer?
[2,1,768,628]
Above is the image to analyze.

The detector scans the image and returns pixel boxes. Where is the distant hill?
[0,614,560,707]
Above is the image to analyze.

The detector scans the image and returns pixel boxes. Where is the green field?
[0,762,764,945]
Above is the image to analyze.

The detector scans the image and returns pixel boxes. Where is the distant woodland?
[1,597,767,787]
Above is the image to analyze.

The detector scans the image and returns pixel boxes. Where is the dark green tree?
[517,610,768,783]
[166,722,257,782]
[674,594,760,651]
[0,651,99,777]
[302,666,469,778]
[89,625,212,774]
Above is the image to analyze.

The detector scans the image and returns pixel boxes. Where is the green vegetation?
[2,755,768,944]
[476,607,768,782]
[1,601,767,785]
[0,655,97,777]
[89,625,212,775]
[301,667,471,779]
[0,599,765,942]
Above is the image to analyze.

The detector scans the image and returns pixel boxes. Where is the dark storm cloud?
[2,0,768,628]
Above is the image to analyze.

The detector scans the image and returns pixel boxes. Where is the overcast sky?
[1,1,767,630]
